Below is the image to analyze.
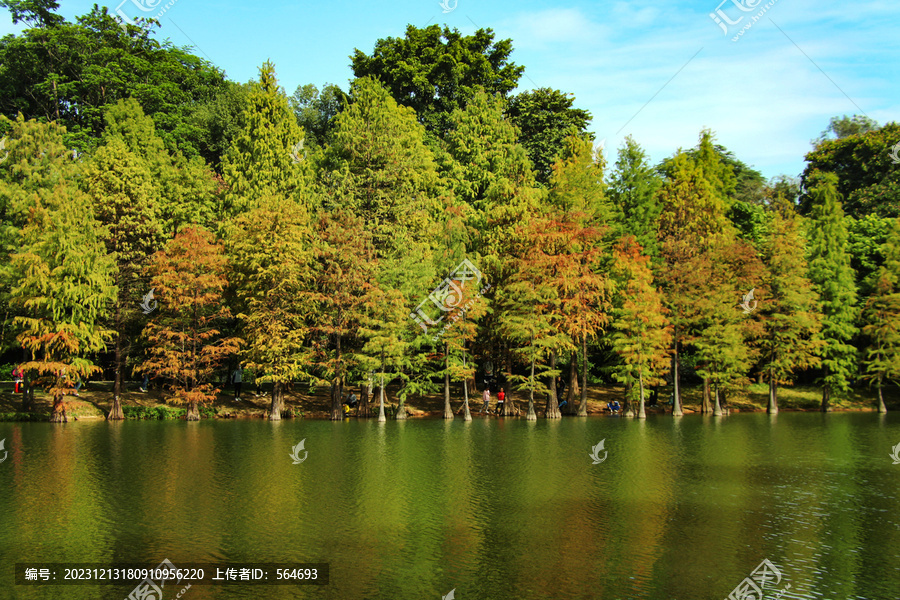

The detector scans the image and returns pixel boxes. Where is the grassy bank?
[0,379,896,422]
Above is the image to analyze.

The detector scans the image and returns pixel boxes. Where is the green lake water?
[1,412,898,600]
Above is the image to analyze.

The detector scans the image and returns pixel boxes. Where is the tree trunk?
[623,380,633,417]
[701,377,711,414]
[546,350,561,419]
[395,394,408,420]
[672,332,681,410]
[331,334,343,420]
[526,355,537,421]
[269,381,285,420]
[49,394,67,423]
[443,344,453,419]
[767,368,778,414]
[877,384,887,413]
[671,357,683,417]
[713,382,723,416]
[637,372,646,419]
[462,373,472,421]
[821,383,831,413]
[377,367,386,423]
[360,371,373,419]
[114,302,123,400]
[578,338,589,417]
[186,399,200,421]
[21,367,34,413]
[566,351,578,413]
[107,395,124,420]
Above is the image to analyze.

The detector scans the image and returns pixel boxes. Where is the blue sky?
[3,0,899,180]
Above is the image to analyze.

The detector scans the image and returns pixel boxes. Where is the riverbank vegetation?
[1,4,899,423]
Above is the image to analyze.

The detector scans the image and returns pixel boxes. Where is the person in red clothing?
[496,388,506,414]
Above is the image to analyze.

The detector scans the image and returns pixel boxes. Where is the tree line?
[1,2,899,423]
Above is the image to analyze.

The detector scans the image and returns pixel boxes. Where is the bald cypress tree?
[861,218,900,413]
[760,208,823,413]
[806,172,858,411]
[222,61,309,217]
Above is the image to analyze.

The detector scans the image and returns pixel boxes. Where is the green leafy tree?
[0,115,98,410]
[0,5,227,157]
[505,88,592,185]
[309,210,379,420]
[815,114,880,144]
[350,24,524,137]
[82,134,163,418]
[228,196,316,420]
[546,134,614,416]
[222,61,309,217]
[806,172,859,410]
[140,227,240,420]
[8,179,115,422]
[800,122,900,218]
[608,136,662,259]
[861,218,900,413]
[290,83,347,149]
[759,210,823,413]
[656,142,733,415]
[0,0,64,26]
[610,237,672,419]
[322,76,443,416]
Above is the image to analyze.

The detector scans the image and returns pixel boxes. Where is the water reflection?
[0,413,898,599]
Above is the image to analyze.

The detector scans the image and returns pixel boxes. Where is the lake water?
[1,412,898,600]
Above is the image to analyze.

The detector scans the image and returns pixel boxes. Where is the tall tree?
[0,5,227,157]
[546,134,614,416]
[656,139,732,415]
[228,196,316,421]
[140,227,240,420]
[610,237,672,419]
[861,218,900,413]
[222,61,309,218]
[806,172,858,410]
[8,174,115,422]
[322,76,443,414]
[608,136,662,259]
[815,114,880,144]
[290,83,347,149]
[309,210,379,420]
[351,25,524,137]
[759,209,823,413]
[505,88,592,185]
[800,122,900,218]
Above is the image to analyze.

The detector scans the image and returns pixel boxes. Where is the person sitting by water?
[347,391,358,408]
[342,403,351,417]
[607,400,621,414]
[557,396,568,410]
